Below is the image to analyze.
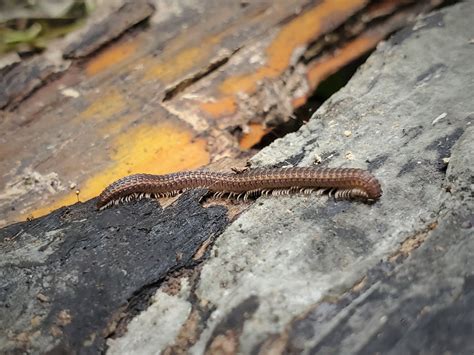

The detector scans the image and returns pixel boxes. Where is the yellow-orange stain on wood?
[86,40,140,76]
[307,34,380,90]
[80,88,127,122]
[200,0,367,119]
[143,33,224,84]
[221,0,367,94]
[98,112,141,136]
[239,123,270,150]
[291,95,308,109]
[29,122,209,219]
[199,97,237,118]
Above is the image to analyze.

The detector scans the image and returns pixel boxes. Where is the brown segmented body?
[97,167,382,210]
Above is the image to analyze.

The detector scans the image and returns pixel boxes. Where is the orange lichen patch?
[239,123,270,150]
[307,33,380,89]
[143,33,224,84]
[79,88,127,122]
[219,0,368,96]
[98,112,140,136]
[291,95,308,109]
[365,0,404,20]
[144,47,204,83]
[199,97,237,118]
[86,40,140,76]
[29,122,209,219]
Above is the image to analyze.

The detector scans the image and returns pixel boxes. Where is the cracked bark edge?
[162,47,242,102]
[230,0,444,131]
[63,1,155,59]
[0,56,70,110]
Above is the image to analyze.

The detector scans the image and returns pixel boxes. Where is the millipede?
[96,167,382,210]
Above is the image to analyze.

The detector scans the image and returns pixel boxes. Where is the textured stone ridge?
[109,2,474,353]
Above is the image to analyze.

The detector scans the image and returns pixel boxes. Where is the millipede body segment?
[97,167,382,210]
